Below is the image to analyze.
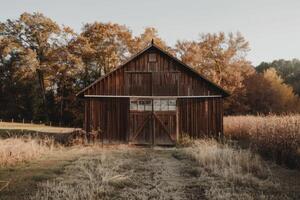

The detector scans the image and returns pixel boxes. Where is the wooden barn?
[77,41,229,145]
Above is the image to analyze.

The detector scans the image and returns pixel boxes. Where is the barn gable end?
[77,43,229,98]
[78,42,229,145]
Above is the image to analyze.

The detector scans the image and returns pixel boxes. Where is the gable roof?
[76,42,230,97]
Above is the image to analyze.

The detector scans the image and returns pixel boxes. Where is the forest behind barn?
[1,12,300,127]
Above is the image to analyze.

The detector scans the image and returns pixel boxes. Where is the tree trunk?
[36,69,49,121]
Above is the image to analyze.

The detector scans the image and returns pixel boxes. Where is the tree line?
[0,12,299,127]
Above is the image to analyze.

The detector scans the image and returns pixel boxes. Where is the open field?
[0,116,300,199]
[0,139,299,199]
[0,122,77,133]
[0,122,84,145]
[224,115,300,168]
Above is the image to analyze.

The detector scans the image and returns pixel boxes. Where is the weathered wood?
[79,43,227,145]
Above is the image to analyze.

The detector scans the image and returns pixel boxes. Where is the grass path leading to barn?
[30,147,206,200]
[1,144,300,200]
[30,145,300,200]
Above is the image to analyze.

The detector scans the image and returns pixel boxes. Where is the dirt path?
[113,148,205,200]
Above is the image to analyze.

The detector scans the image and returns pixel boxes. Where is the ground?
[1,145,300,200]
[0,122,299,199]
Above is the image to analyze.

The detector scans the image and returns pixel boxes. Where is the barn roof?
[76,42,230,97]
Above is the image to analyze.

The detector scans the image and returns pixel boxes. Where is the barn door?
[129,98,177,145]
[129,99,153,144]
[153,99,177,145]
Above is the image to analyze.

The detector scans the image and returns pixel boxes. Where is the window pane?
[168,99,176,111]
[138,100,145,111]
[153,99,160,111]
[130,100,138,110]
[144,100,152,111]
[161,100,168,111]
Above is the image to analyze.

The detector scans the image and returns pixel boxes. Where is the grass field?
[0,122,77,133]
[0,122,84,145]
[0,117,300,199]
[224,115,300,168]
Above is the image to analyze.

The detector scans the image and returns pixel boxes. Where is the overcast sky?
[1,0,300,65]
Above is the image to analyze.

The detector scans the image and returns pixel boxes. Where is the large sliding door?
[129,98,177,145]
[129,99,153,144]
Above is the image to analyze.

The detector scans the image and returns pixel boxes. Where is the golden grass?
[31,148,134,200]
[0,122,77,133]
[30,141,298,200]
[224,115,300,168]
[0,137,55,167]
[183,139,287,200]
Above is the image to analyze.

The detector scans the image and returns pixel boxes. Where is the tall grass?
[0,137,54,167]
[224,115,300,168]
[183,139,285,199]
[31,149,133,200]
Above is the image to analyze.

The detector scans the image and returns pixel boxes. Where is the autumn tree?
[80,22,133,81]
[175,32,255,114]
[256,59,300,96]
[244,68,300,114]
[262,68,299,113]
[0,36,38,119]
[0,12,61,120]
[131,27,169,53]
[45,27,85,124]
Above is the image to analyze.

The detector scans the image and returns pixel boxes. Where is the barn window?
[154,99,160,111]
[130,99,152,111]
[138,100,145,110]
[130,100,138,110]
[161,100,168,111]
[149,53,157,62]
[144,100,152,111]
[168,99,176,110]
[153,99,176,111]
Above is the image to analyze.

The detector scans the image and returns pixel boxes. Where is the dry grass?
[29,142,300,200]
[31,148,134,200]
[224,115,300,168]
[0,137,55,167]
[31,147,205,200]
[182,139,292,200]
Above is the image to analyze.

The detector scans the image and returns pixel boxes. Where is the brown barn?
[77,41,229,145]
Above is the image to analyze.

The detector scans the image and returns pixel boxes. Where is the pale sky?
[1,0,300,65]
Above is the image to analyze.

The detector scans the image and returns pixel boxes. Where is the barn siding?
[81,44,227,144]
[83,48,219,97]
[86,98,129,142]
[178,98,223,139]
